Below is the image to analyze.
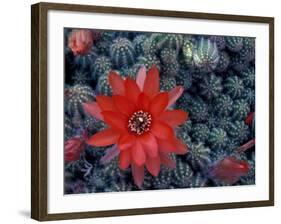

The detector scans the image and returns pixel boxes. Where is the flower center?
[128,110,152,135]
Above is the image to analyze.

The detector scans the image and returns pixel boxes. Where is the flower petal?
[159,152,176,169]
[167,86,184,108]
[100,145,120,164]
[143,65,160,98]
[113,95,136,116]
[136,65,146,91]
[87,128,119,146]
[132,164,144,188]
[138,133,158,157]
[125,78,141,104]
[137,93,150,111]
[150,92,169,117]
[83,102,103,120]
[118,134,136,151]
[151,122,173,139]
[96,95,117,112]
[132,141,146,166]
[157,137,188,155]
[158,110,188,127]
[119,150,131,170]
[108,71,125,95]
[101,111,127,132]
[146,156,161,176]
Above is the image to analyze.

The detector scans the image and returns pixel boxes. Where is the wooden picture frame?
[31,2,274,221]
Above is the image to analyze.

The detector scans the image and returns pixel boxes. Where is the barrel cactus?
[110,37,136,68]
[224,75,244,99]
[65,84,95,116]
[227,121,250,144]
[175,69,193,90]
[182,37,195,66]
[193,38,220,72]
[215,51,230,73]
[96,74,112,96]
[208,128,228,149]
[213,94,233,116]
[91,56,112,80]
[137,54,161,71]
[160,47,178,64]
[133,34,147,55]
[210,36,226,50]
[239,37,255,62]
[172,157,193,188]
[187,142,211,170]
[240,67,255,88]
[160,75,177,91]
[191,123,210,143]
[187,96,209,122]
[226,36,244,52]
[198,73,223,99]
[161,60,180,77]
[231,99,250,120]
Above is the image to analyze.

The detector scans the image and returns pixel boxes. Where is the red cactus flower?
[83,65,189,187]
[68,29,94,56]
[208,156,250,184]
[245,112,255,125]
[64,131,87,162]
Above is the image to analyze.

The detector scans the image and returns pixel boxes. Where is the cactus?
[175,69,193,90]
[226,36,243,52]
[213,94,233,116]
[210,36,226,50]
[172,157,193,188]
[73,48,98,71]
[91,56,112,80]
[206,113,219,129]
[227,121,250,144]
[193,38,220,72]
[231,99,250,120]
[71,70,92,85]
[182,37,195,66]
[187,142,211,170]
[216,116,232,131]
[177,130,192,147]
[160,47,178,64]
[240,67,255,88]
[242,88,255,110]
[137,54,161,71]
[215,51,230,73]
[224,76,244,99]
[96,74,112,96]
[133,34,147,55]
[198,73,223,99]
[161,60,180,77]
[208,128,228,149]
[239,37,255,62]
[231,54,249,72]
[161,34,184,52]
[176,92,193,111]
[191,123,210,143]
[188,173,208,188]
[179,119,193,134]
[110,37,136,68]
[65,84,95,116]
[188,96,209,122]
[152,167,173,189]
[160,75,177,91]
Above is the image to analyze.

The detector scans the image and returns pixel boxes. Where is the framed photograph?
[31,2,274,221]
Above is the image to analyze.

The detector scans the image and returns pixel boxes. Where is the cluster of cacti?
[64,28,255,194]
